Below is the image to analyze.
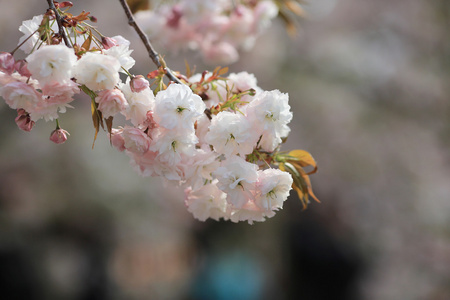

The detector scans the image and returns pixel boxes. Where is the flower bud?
[50,128,69,144]
[14,60,31,78]
[101,36,117,50]
[0,52,15,75]
[15,109,35,132]
[56,1,73,8]
[130,75,150,93]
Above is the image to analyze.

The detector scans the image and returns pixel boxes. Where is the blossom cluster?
[0,3,317,223]
[135,0,279,65]
[110,71,295,224]
[0,11,135,130]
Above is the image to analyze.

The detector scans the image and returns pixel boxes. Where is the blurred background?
[1,0,450,299]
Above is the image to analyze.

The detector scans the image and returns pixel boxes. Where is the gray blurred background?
[1,0,449,299]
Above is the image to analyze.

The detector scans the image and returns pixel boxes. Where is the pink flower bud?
[56,1,73,8]
[14,109,35,132]
[130,75,150,93]
[101,36,118,50]
[14,60,32,78]
[49,128,69,144]
[0,52,15,75]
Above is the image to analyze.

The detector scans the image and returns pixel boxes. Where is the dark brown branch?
[47,0,71,47]
[118,0,182,84]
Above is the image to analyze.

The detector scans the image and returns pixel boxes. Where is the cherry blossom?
[184,180,228,222]
[95,88,128,119]
[73,52,121,91]
[205,111,256,157]
[254,168,293,211]
[214,155,259,208]
[26,45,77,85]
[153,83,205,130]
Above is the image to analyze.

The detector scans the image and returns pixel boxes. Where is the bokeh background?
[1,0,450,299]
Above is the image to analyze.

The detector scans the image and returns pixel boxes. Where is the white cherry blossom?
[205,111,257,157]
[254,169,293,211]
[17,15,44,54]
[184,180,228,221]
[73,52,121,91]
[245,90,292,151]
[120,78,155,126]
[150,127,198,166]
[213,155,258,208]
[103,44,135,73]
[26,45,77,85]
[153,83,205,130]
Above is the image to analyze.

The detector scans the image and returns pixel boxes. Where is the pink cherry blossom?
[0,52,15,75]
[229,201,275,224]
[28,81,80,122]
[202,41,239,65]
[95,88,128,118]
[1,81,42,111]
[184,181,228,221]
[142,111,159,133]
[128,150,159,177]
[122,126,152,154]
[109,128,126,152]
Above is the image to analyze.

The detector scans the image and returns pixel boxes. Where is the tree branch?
[118,0,182,84]
[47,0,71,47]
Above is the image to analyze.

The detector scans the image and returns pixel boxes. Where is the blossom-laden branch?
[117,0,181,84]
[46,0,71,47]
[0,1,319,224]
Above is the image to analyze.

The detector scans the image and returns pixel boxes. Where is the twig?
[118,0,182,84]
[47,0,71,47]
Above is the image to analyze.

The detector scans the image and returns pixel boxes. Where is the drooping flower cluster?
[106,69,296,223]
[0,7,135,125]
[0,2,318,224]
[135,0,279,65]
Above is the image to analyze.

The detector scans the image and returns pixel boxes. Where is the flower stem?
[117,0,182,84]
[46,0,71,47]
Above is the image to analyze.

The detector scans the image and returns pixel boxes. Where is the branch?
[118,0,182,84]
[47,0,71,47]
